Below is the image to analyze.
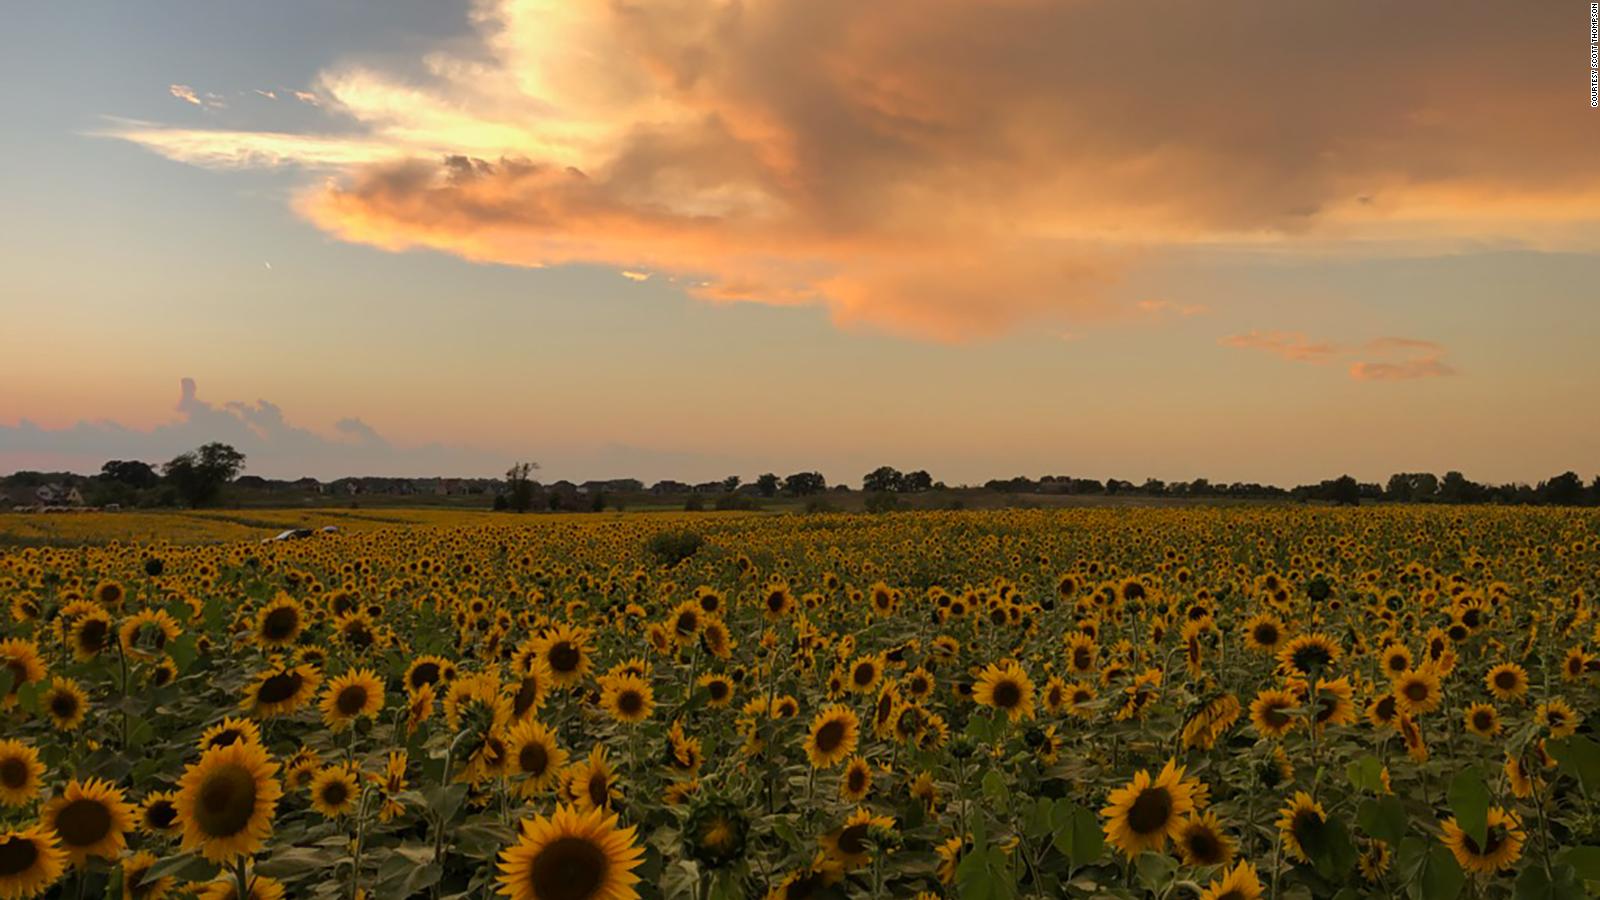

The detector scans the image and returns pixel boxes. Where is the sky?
[2,1,1598,485]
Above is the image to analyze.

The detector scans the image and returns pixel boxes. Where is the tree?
[1329,475,1361,506]
[862,466,904,493]
[162,442,246,507]
[903,470,934,492]
[755,473,780,497]
[1540,471,1585,505]
[100,460,159,489]
[504,461,539,513]
[782,472,827,496]
[721,475,741,492]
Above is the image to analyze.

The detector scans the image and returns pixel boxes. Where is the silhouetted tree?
[1540,471,1585,505]
[782,472,827,496]
[721,475,741,492]
[902,470,934,492]
[863,466,905,492]
[162,442,245,507]
[100,460,159,489]
[755,473,780,497]
[504,462,539,512]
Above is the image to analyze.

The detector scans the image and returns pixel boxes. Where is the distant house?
[34,484,84,506]
[650,480,691,495]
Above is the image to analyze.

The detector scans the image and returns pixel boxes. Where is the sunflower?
[175,740,281,863]
[0,740,44,808]
[1537,699,1580,738]
[1379,643,1412,677]
[1485,662,1529,700]
[119,609,181,659]
[198,717,262,753]
[765,856,843,900]
[240,663,321,719]
[496,804,644,900]
[0,825,66,899]
[1241,614,1286,653]
[308,766,361,819]
[507,719,568,796]
[1198,861,1263,900]
[138,790,181,836]
[839,757,872,802]
[0,639,46,709]
[319,668,385,732]
[1392,667,1442,717]
[762,585,794,620]
[565,745,620,813]
[36,677,87,732]
[1249,688,1299,738]
[1276,792,1327,863]
[404,654,456,696]
[1464,702,1501,738]
[537,625,592,687]
[1358,839,1391,883]
[195,873,286,900]
[973,661,1036,722]
[683,797,748,868]
[1311,677,1355,731]
[1101,759,1197,857]
[69,612,113,661]
[696,673,734,707]
[254,594,304,647]
[599,674,654,724]
[845,654,885,694]
[1441,807,1525,874]
[1276,634,1340,677]
[1398,715,1428,762]
[122,849,175,900]
[1175,810,1235,867]
[41,777,135,867]
[804,706,860,770]
[820,808,896,870]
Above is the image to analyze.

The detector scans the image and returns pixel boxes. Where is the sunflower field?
[2,506,1600,900]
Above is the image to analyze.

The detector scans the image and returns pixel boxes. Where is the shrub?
[647,530,704,567]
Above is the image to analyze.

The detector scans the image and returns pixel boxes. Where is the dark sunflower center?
[1291,645,1331,672]
[0,834,39,877]
[815,721,846,753]
[1375,696,1397,720]
[1474,711,1493,730]
[548,642,581,672]
[529,836,609,900]
[853,665,875,686]
[1403,682,1429,702]
[79,620,109,650]
[848,768,867,792]
[321,781,349,807]
[1293,810,1325,850]
[208,729,243,749]
[336,686,369,716]
[145,801,177,829]
[1263,703,1291,727]
[767,593,785,611]
[409,662,441,690]
[1185,828,1222,862]
[1126,787,1173,834]
[55,798,113,847]
[992,681,1022,709]
[0,757,28,789]
[195,764,259,837]
[53,693,82,721]
[837,823,870,855]
[1253,625,1278,645]
[256,672,303,705]
[514,676,541,717]
[618,691,644,716]
[708,681,728,701]
[262,607,298,640]
[519,743,549,776]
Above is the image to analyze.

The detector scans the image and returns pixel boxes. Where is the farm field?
[1,506,1599,900]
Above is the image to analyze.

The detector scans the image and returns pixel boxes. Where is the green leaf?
[169,632,198,672]
[1347,755,1385,794]
[1136,852,1178,891]
[1049,801,1103,867]
[1549,737,1600,795]
[0,668,13,701]
[1311,814,1358,880]
[1357,796,1407,846]
[1556,846,1600,883]
[1415,845,1465,900]
[422,783,468,822]
[1447,767,1490,848]
[981,770,1010,805]
[1516,862,1588,900]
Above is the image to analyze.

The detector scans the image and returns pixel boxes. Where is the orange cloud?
[115,1,1600,339]
[1223,331,1455,381]
[1218,330,1341,364]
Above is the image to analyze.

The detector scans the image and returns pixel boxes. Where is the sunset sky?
[3,1,1598,484]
